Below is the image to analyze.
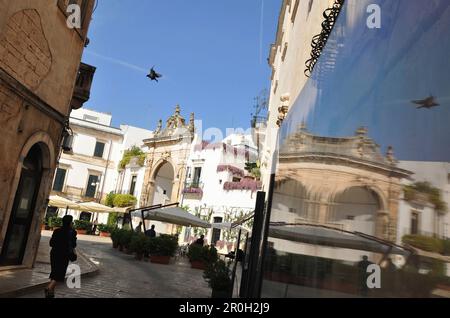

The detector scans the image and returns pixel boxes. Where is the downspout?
[99,140,113,203]
[95,140,113,222]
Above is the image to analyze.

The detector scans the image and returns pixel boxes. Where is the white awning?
[78,202,117,213]
[133,207,211,228]
[211,222,250,232]
[269,224,410,255]
[48,195,81,210]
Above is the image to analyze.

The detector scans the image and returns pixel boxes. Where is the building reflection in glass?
[261,0,450,298]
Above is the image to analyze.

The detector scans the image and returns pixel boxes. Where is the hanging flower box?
[182,187,203,195]
[223,178,262,193]
[217,165,245,177]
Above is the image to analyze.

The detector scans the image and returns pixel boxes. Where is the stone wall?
[0,1,94,268]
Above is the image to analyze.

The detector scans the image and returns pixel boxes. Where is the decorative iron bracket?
[304,0,345,77]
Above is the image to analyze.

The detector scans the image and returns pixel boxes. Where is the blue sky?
[282,0,450,162]
[81,0,281,133]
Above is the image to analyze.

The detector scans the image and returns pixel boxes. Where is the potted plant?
[130,233,148,261]
[150,235,178,264]
[203,260,233,298]
[74,219,92,235]
[188,245,218,270]
[98,224,113,237]
[48,216,62,231]
[144,236,157,258]
[119,229,134,254]
[111,228,120,248]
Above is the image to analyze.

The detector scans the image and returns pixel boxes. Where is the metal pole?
[230,228,242,297]
[141,210,147,233]
[245,191,266,298]
[256,173,275,297]
[239,232,250,298]
[65,205,69,216]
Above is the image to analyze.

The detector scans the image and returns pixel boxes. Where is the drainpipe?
[96,140,113,221]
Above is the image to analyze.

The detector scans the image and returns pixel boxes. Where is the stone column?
[375,210,389,240]
[318,200,330,224]
[387,194,400,242]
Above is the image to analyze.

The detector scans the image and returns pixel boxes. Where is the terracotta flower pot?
[76,229,87,235]
[190,260,207,270]
[100,231,111,237]
[41,224,46,231]
[150,255,170,264]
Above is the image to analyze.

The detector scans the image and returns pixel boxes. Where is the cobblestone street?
[21,232,211,298]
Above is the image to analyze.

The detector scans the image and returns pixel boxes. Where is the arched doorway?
[0,144,44,266]
[330,187,381,235]
[151,161,175,205]
[272,179,320,223]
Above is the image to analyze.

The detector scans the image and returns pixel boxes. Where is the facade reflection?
[258,0,450,298]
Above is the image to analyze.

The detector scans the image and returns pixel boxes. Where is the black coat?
[49,227,77,282]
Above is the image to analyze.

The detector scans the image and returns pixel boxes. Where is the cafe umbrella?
[48,195,82,215]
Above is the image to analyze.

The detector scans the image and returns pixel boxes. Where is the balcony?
[182,182,203,198]
[70,62,96,110]
[251,115,267,129]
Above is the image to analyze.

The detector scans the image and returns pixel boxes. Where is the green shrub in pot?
[130,233,149,260]
[203,260,232,298]
[74,219,92,231]
[152,235,178,257]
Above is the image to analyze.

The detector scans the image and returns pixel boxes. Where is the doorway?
[152,162,174,205]
[211,217,223,246]
[0,145,43,266]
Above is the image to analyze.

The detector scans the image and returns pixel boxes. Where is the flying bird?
[411,95,440,109]
[146,67,162,82]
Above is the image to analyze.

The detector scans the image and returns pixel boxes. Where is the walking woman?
[45,215,77,298]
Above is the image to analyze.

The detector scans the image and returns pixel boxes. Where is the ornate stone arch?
[150,158,176,183]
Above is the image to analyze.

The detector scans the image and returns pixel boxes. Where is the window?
[129,176,137,196]
[45,207,59,222]
[232,177,241,182]
[211,217,223,245]
[83,114,99,123]
[80,212,92,222]
[93,141,105,158]
[291,0,300,23]
[52,168,67,192]
[411,211,419,235]
[282,43,288,61]
[307,0,314,16]
[85,174,99,198]
[193,167,202,186]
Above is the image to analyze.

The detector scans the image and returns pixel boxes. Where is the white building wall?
[51,109,153,227]
[260,0,337,191]
[397,161,450,240]
[71,108,112,126]
[182,134,259,249]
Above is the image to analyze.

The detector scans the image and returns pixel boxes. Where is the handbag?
[69,248,77,262]
[68,230,77,262]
